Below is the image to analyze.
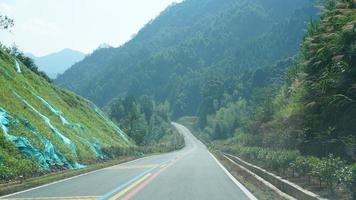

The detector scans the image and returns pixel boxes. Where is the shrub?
[290,156,318,180]
[265,151,281,170]
[232,145,299,172]
[277,150,299,173]
[226,144,354,193]
[0,157,38,182]
[310,154,347,190]
[322,155,346,189]
[0,165,14,181]
[242,147,259,160]
[257,148,268,161]
[337,164,356,199]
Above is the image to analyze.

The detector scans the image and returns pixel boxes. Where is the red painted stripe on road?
[122,157,180,200]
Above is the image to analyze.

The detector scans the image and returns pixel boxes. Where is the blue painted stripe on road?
[100,159,173,200]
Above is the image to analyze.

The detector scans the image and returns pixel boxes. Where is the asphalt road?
[1,123,256,200]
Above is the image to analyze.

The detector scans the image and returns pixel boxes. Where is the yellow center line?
[109,173,152,200]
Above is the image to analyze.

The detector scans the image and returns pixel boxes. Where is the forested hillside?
[205,1,355,198]
[206,0,356,156]
[56,0,317,119]
[0,47,132,181]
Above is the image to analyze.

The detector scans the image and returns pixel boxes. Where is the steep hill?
[205,0,356,155]
[0,48,131,180]
[284,0,356,149]
[56,0,317,118]
[26,49,85,79]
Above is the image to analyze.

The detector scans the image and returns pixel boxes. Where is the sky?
[0,0,182,56]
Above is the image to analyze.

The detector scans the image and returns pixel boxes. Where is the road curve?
[1,123,255,200]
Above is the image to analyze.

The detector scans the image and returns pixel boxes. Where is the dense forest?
[105,95,182,147]
[56,0,317,118]
[204,0,356,156]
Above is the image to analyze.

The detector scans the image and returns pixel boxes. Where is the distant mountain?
[27,49,85,79]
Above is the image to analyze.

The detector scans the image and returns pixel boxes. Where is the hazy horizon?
[0,0,182,57]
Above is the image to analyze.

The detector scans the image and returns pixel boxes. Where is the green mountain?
[26,49,85,79]
[0,48,132,180]
[56,0,317,118]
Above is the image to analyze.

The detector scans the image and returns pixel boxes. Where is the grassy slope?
[0,49,133,179]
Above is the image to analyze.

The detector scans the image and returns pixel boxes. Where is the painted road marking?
[1,196,99,200]
[121,161,174,200]
[209,152,257,200]
[108,164,156,169]
[0,156,158,199]
[102,154,187,200]
[108,173,151,200]
[100,159,173,200]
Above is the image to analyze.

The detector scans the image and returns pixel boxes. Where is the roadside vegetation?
[215,142,355,199]
[186,0,355,199]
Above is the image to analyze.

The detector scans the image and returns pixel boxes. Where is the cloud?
[18,18,61,35]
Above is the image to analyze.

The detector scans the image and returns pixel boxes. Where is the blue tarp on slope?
[78,136,106,160]
[0,107,84,170]
[36,95,105,159]
[36,95,70,125]
[13,92,75,149]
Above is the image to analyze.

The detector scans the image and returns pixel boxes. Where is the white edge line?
[0,155,156,199]
[222,154,296,200]
[224,153,323,199]
[209,151,258,200]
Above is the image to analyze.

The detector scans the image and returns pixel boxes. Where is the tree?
[109,98,125,122]
[123,96,137,116]
[213,121,228,140]
[126,103,145,144]
[0,14,14,31]
[155,101,170,122]
[197,78,225,128]
[139,95,154,122]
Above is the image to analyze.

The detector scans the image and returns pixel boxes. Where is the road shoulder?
[213,152,292,200]
[209,151,258,200]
